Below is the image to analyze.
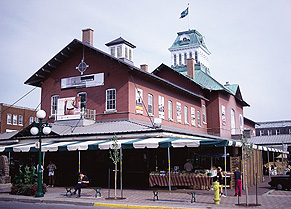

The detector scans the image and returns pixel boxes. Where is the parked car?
[268,172,291,190]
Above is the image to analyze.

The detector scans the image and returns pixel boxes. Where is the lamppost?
[30,110,51,197]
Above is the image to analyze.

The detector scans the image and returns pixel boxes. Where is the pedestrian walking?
[46,161,57,187]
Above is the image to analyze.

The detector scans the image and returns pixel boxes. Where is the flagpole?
[188,3,190,30]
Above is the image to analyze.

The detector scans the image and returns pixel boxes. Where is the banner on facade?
[61,73,104,90]
[191,107,196,126]
[221,105,226,125]
[57,97,81,120]
[136,88,143,114]
[177,102,181,123]
[158,95,164,119]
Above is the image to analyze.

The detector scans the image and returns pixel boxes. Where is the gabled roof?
[169,29,210,53]
[153,63,249,106]
[24,39,207,101]
[105,37,136,48]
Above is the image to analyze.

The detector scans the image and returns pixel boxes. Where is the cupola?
[105,37,136,65]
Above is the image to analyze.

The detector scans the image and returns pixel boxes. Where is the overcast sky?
[0,0,290,122]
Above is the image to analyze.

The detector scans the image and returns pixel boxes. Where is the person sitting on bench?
[73,172,89,197]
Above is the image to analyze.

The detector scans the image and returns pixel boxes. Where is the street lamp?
[30,110,51,197]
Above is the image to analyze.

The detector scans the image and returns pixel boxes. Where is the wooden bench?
[94,187,101,198]
[65,187,73,196]
[153,189,196,203]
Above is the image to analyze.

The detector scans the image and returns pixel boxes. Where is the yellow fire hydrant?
[211,181,221,205]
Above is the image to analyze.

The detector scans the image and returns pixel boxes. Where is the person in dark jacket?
[217,167,225,196]
[73,172,89,197]
[227,167,242,196]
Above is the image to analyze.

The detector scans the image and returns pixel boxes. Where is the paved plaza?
[0,177,290,209]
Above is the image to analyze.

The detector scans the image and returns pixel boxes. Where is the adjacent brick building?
[0,103,37,133]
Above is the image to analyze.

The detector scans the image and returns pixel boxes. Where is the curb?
[93,202,200,209]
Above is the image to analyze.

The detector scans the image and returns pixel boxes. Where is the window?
[125,46,128,59]
[184,53,187,65]
[168,101,173,120]
[184,106,188,124]
[191,107,195,126]
[110,47,115,57]
[259,130,264,136]
[51,95,59,116]
[117,46,122,58]
[106,89,116,111]
[195,51,198,63]
[202,105,207,124]
[267,130,272,135]
[78,92,87,110]
[19,115,23,126]
[221,105,226,125]
[275,129,280,135]
[174,54,177,66]
[13,114,17,125]
[179,54,182,65]
[197,110,201,127]
[231,109,235,135]
[129,49,132,60]
[289,129,291,134]
[148,94,153,116]
[239,114,243,134]
[189,52,192,58]
[158,96,164,119]
[7,114,12,124]
[29,117,34,125]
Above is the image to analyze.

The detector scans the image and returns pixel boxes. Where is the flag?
[180,7,188,19]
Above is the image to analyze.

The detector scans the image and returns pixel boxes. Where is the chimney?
[187,58,195,79]
[140,64,148,72]
[82,28,94,45]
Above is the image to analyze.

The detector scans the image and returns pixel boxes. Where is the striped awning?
[0,137,201,152]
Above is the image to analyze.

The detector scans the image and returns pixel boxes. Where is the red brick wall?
[0,103,36,133]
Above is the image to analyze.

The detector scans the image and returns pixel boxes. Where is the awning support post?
[120,147,123,198]
[267,150,270,178]
[224,146,227,196]
[78,150,81,173]
[168,147,171,191]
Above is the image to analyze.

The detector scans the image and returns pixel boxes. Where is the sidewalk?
[0,178,290,209]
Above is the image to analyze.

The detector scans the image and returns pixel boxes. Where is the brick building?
[0,103,37,133]
[0,28,276,188]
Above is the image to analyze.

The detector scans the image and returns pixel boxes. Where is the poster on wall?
[221,105,226,125]
[158,95,164,119]
[57,97,81,120]
[135,88,143,114]
[191,107,196,126]
[176,102,181,123]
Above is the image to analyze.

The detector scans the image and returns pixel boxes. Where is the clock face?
[76,60,89,75]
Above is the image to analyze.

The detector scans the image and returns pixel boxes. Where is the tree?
[109,135,121,199]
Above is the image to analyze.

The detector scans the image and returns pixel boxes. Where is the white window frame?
[148,94,153,116]
[168,100,173,121]
[231,109,236,135]
[267,130,272,136]
[275,129,280,135]
[191,107,195,126]
[197,110,201,127]
[106,88,116,111]
[29,117,34,125]
[135,88,143,114]
[13,114,17,125]
[239,114,243,134]
[184,106,188,124]
[51,95,59,116]
[202,105,207,124]
[19,115,23,126]
[110,47,115,57]
[77,92,87,111]
[7,114,12,125]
